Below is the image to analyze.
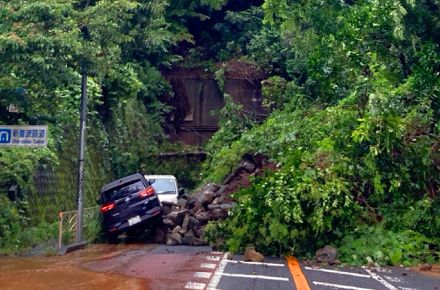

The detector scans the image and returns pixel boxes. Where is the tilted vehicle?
[98,173,161,240]
[144,175,184,204]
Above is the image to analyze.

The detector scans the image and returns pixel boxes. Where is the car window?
[102,180,145,202]
[149,179,176,194]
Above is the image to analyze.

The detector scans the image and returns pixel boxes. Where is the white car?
[144,175,181,204]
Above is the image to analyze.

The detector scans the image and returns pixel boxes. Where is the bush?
[0,195,59,254]
[0,195,23,251]
[338,225,437,266]
[203,85,440,262]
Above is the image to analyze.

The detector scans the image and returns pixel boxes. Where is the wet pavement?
[209,254,440,290]
[83,245,218,290]
[302,264,440,290]
[0,244,154,290]
[0,244,221,290]
[1,244,440,290]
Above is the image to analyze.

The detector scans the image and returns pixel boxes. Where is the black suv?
[99,173,161,239]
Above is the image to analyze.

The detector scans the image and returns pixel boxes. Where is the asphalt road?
[3,244,439,290]
[83,244,440,290]
[169,246,440,290]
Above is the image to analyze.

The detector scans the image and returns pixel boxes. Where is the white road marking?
[220,272,289,281]
[375,267,393,273]
[398,287,420,290]
[211,251,223,255]
[364,268,398,290]
[384,276,405,283]
[225,260,285,267]
[313,281,376,290]
[207,253,228,290]
[194,272,212,279]
[185,282,206,289]
[305,266,371,278]
[206,256,221,261]
[200,263,217,269]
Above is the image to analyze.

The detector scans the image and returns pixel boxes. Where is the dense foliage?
[0,0,224,252]
[204,0,440,265]
[1,0,439,265]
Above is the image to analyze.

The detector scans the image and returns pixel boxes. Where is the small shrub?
[338,224,438,266]
[0,195,59,254]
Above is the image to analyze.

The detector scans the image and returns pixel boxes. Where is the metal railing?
[58,206,97,248]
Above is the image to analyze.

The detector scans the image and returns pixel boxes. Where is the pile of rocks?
[153,183,235,246]
[153,153,271,246]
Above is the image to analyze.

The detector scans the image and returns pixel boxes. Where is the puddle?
[0,244,156,290]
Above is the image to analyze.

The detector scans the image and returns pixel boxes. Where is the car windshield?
[149,179,176,194]
[102,180,145,202]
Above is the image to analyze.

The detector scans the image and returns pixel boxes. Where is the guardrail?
[58,206,98,248]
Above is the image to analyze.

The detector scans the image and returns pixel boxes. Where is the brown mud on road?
[83,245,220,290]
[0,244,157,290]
[412,264,440,280]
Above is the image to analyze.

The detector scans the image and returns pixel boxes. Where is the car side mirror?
[178,188,185,196]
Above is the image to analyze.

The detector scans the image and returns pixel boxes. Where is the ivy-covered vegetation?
[0,0,439,265]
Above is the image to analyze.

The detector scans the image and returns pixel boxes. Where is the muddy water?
[0,244,156,290]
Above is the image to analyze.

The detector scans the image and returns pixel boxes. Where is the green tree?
[204,0,440,265]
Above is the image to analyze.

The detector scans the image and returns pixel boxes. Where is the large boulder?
[207,204,222,210]
[186,197,201,210]
[188,217,201,231]
[199,190,215,206]
[244,246,264,262]
[194,210,211,224]
[220,203,234,211]
[194,225,206,239]
[189,201,202,215]
[215,185,228,196]
[203,183,220,192]
[177,198,187,208]
[180,214,190,234]
[162,218,175,229]
[166,231,182,246]
[186,183,220,209]
[166,209,187,226]
[315,245,338,263]
[183,230,206,246]
[210,208,227,220]
[213,194,227,205]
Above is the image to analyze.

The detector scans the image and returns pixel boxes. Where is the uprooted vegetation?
[204,103,440,266]
[202,1,440,266]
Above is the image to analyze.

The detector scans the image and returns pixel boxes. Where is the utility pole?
[76,72,87,243]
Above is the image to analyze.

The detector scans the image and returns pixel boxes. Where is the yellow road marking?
[286,256,311,290]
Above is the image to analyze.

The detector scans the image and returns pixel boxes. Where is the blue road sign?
[0,129,11,144]
[0,126,47,147]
